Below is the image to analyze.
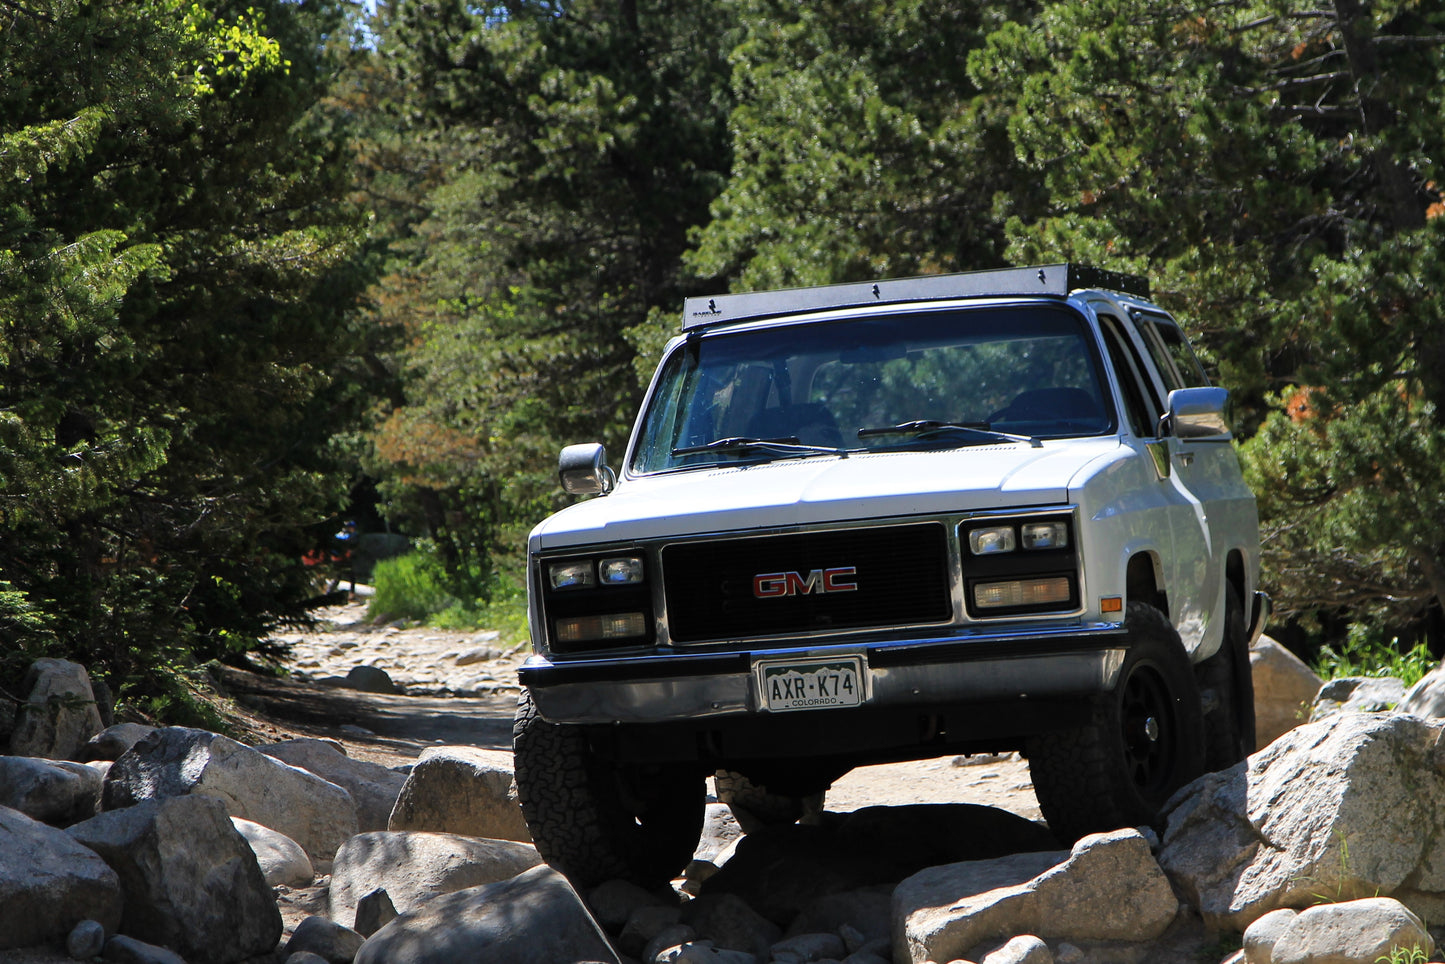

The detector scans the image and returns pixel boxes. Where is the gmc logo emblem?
[753,566,858,598]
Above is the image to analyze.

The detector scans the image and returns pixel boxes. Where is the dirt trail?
[230,600,1043,822]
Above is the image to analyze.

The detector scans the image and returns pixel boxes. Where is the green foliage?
[1377,945,1429,964]
[360,0,738,575]
[1313,625,1437,689]
[368,549,528,642]
[368,551,456,624]
[970,0,1445,641]
[688,0,1035,292]
[0,0,378,710]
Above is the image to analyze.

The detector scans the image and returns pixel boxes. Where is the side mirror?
[1164,387,1232,441]
[558,443,615,495]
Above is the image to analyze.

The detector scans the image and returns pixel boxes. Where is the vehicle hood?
[530,438,1124,549]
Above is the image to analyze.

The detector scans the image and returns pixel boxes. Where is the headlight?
[968,526,1017,555]
[1021,522,1068,550]
[548,560,596,590]
[598,556,645,585]
[973,577,1073,609]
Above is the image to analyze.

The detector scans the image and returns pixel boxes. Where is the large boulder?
[79,723,157,762]
[1309,676,1405,721]
[387,744,531,842]
[67,794,282,964]
[259,737,407,832]
[893,829,1176,964]
[1269,897,1432,964]
[101,726,358,859]
[0,756,104,825]
[0,806,122,949]
[231,816,314,888]
[329,830,543,925]
[1159,712,1445,931]
[1398,663,1445,719]
[9,657,105,760]
[354,864,621,964]
[1250,638,1324,749]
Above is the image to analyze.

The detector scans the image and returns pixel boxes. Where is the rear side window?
[1136,314,1210,390]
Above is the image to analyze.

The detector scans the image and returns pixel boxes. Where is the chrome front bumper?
[520,624,1129,725]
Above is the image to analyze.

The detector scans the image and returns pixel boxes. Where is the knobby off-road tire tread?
[1199,584,1256,771]
[713,770,825,833]
[1027,602,1206,844]
[512,688,705,890]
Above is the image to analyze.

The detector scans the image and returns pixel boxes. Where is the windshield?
[630,303,1115,474]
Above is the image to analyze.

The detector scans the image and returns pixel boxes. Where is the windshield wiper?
[672,436,850,459]
[856,420,1041,448]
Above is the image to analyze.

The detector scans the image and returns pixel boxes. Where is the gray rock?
[232,816,315,887]
[287,954,333,964]
[345,665,397,693]
[645,924,700,963]
[1158,713,1445,930]
[588,878,670,932]
[387,744,531,842]
[785,887,892,946]
[769,931,846,961]
[102,934,189,964]
[0,806,122,949]
[260,738,408,832]
[694,802,744,865]
[1310,676,1406,721]
[354,864,621,964]
[79,723,157,762]
[1269,897,1432,964]
[0,755,103,825]
[893,828,1176,964]
[1398,663,1445,719]
[102,726,359,860]
[67,794,282,964]
[681,892,782,959]
[354,887,398,937]
[9,657,104,759]
[67,919,107,960]
[284,914,366,964]
[329,830,542,923]
[618,904,685,959]
[1250,637,1323,749]
[655,941,756,963]
[1242,908,1298,964]
[982,935,1053,964]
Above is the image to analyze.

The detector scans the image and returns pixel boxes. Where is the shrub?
[1312,624,1437,689]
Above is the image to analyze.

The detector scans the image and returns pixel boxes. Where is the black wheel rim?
[1120,661,1174,795]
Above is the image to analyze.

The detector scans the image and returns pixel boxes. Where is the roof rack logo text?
[753,567,858,598]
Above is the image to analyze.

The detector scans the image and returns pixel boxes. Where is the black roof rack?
[681,263,1150,330]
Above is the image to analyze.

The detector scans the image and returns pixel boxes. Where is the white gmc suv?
[512,264,1267,888]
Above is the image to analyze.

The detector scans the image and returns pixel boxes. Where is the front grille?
[663,523,951,644]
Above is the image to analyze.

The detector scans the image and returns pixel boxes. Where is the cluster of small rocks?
[267,599,526,698]
[8,634,1445,963]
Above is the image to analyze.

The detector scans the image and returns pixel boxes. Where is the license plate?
[756,656,865,712]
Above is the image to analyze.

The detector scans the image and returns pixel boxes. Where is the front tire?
[1027,603,1206,843]
[513,689,705,889]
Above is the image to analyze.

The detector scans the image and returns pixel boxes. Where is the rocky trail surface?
[232,599,1046,820]
[13,604,1445,963]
